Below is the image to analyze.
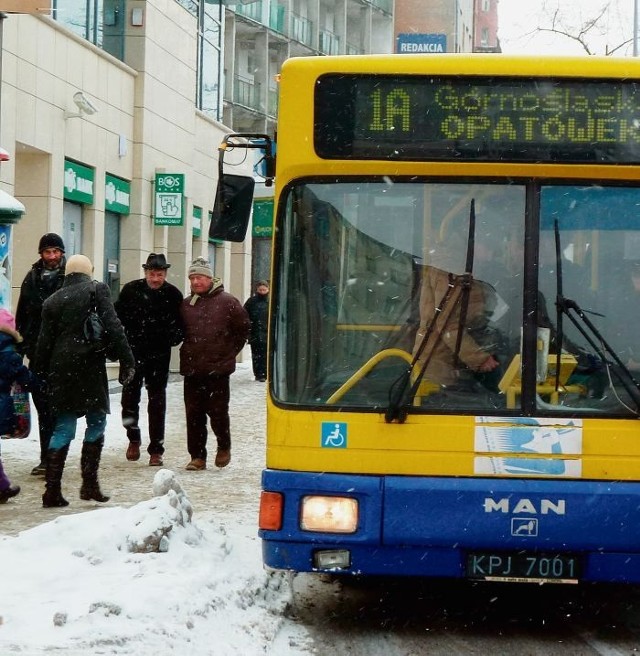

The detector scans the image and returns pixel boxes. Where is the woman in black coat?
[34,254,135,508]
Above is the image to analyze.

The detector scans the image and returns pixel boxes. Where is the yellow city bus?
[215,54,640,584]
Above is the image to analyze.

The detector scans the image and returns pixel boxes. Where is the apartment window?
[53,0,125,60]
[199,4,223,119]
[482,0,490,11]
[177,0,224,120]
[481,27,489,46]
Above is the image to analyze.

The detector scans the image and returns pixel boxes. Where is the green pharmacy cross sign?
[154,173,184,226]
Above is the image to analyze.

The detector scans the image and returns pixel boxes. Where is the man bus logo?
[511,518,538,537]
[484,498,566,515]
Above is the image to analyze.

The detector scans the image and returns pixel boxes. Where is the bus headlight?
[300,496,358,533]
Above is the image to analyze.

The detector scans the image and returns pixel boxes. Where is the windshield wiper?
[453,198,476,366]
[385,200,476,423]
[553,219,640,414]
[385,274,460,422]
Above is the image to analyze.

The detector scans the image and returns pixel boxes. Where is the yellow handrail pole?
[326,348,413,404]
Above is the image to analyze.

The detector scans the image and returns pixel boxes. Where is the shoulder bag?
[83,282,107,354]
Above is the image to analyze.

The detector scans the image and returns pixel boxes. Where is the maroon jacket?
[179,279,250,377]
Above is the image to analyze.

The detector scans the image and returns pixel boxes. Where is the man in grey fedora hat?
[115,253,184,466]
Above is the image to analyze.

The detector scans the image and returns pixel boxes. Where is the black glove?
[119,366,135,386]
[575,351,603,374]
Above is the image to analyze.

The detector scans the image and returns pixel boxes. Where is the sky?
[498,0,636,56]
[0,363,314,656]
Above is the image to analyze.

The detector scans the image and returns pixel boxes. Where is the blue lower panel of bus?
[260,470,640,583]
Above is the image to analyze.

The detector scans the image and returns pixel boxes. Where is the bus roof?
[280,53,640,79]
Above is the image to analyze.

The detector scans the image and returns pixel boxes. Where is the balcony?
[234,77,259,110]
[235,1,262,22]
[319,29,340,55]
[290,12,313,46]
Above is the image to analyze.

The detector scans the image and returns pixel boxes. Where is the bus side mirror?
[209,173,255,242]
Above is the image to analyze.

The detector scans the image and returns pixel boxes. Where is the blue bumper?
[260,469,640,583]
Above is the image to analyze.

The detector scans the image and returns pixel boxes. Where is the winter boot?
[80,438,110,503]
[42,447,70,508]
[30,460,47,476]
[0,484,20,503]
[0,459,19,503]
[0,457,11,489]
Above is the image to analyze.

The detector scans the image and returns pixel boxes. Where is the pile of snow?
[0,469,295,655]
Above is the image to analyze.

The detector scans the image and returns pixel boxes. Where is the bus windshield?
[272,179,640,417]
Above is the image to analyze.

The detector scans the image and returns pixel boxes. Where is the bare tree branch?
[607,37,634,56]
[534,1,630,56]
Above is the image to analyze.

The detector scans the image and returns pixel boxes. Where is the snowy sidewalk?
[0,362,266,536]
[0,363,317,656]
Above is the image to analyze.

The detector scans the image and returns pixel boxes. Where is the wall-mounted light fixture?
[131,7,143,26]
[64,91,99,120]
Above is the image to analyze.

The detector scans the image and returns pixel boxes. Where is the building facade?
[223,0,393,135]
[393,0,501,54]
[473,0,500,53]
[394,0,475,53]
[1,0,248,316]
[0,0,395,313]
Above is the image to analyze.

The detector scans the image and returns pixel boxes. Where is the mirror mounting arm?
[211,132,276,243]
[219,133,275,187]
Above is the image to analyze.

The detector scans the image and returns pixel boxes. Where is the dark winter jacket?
[15,258,66,361]
[0,328,33,434]
[243,293,269,345]
[33,273,135,416]
[179,279,250,377]
[115,278,184,356]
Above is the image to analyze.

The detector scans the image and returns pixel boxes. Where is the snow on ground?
[0,362,313,655]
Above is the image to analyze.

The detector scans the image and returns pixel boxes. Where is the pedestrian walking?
[0,309,35,503]
[15,233,66,476]
[179,257,250,470]
[115,253,184,467]
[243,280,269,382]
[33,255,135,508]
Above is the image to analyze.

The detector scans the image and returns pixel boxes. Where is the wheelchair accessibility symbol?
[321,422,347,448]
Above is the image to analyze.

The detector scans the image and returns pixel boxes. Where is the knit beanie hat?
[65,254,93,276]
[0,308,16,331]
[188,257,213,278]
[38,233,65,253]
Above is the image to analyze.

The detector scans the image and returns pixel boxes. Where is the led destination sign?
[314,75,640,163]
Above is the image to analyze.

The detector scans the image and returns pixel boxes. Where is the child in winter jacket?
[0,308,33,502]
